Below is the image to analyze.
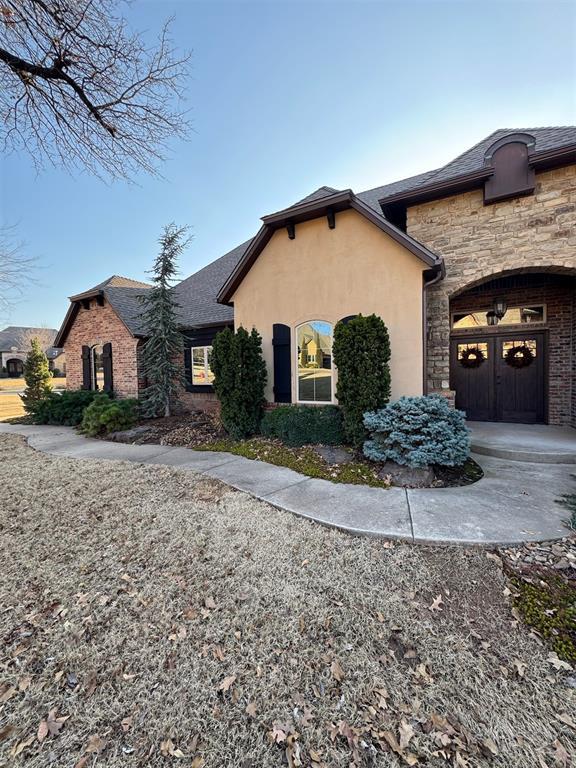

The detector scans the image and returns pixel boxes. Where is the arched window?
[296,321,333,403]
[91,344,104,390]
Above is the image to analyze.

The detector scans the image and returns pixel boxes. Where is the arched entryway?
[449,269,576,425]
[6,358,24,377]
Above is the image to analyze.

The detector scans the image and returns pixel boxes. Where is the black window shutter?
[339,315,358,325]
[183,346,192,387]
[81,345,92,390]
[102,342,113,393]
[272,324,291,403]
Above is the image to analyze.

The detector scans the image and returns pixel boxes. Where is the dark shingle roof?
[375,126,576,202]
[68,275,152,336]
[172,239,253,328]
[357,169,441,211]
[293,186,341,205]
[0,326,57,351]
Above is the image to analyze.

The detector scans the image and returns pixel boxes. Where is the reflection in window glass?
[297,321,332,402]
[191,346,214,385]
[92,345,104,390]
[502,339,537,358]
[453,305,545,329]
[457,342,488,360]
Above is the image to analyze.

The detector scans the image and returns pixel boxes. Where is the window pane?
[453,305,545,329]
[92,345,104,390]
[297,321,332,402]
[191,346,215,385]
[502,339,537,358]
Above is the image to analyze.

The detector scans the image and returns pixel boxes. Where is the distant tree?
[0,0,190,180]
[16,326,56,352]
[21,337,52,413]
[0,225,35,317]
[139,223,189,418]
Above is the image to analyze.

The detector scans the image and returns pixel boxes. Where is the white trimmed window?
[296,321,333,403]
[191,346,214,386]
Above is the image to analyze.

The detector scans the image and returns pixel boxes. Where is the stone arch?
[449,265,576,300]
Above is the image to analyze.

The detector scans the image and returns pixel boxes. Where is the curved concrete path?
[1,423,574,546]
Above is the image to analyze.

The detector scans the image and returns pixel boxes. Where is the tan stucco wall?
[231,209,427,403]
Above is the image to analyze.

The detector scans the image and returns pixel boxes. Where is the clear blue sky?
[1,0,575,331]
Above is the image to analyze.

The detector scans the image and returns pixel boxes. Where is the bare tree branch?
[16,325,56,352]
[0,225,36,318]
[0,0,191,180]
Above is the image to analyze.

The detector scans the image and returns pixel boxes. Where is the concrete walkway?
[469,421,576,464]
[1,423,574,546]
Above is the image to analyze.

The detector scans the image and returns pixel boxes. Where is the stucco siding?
[231,209,426,403]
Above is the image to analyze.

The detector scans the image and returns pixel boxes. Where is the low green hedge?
[80,394,139,436]
[30,390,100,426]
[260,405,344,447]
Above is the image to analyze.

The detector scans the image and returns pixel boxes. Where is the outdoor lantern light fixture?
[486,310,499,326]
[493,297,507,319]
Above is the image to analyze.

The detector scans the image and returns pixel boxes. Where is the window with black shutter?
[81,346,91,389]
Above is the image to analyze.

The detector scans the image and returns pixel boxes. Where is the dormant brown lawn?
[0,435,574,767]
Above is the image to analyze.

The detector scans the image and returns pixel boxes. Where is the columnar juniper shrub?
[332,314,391,447]
[261,405,344,447]
[363,395,470,468]
[80,394,138,436]
[211,327,267,440]
[21,338,52,414]
[31,390,99,425]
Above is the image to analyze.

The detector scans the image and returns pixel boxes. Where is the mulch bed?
[109,414,483,489]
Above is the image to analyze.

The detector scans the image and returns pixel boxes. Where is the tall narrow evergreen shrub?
[211,326,267,439]
[21,337,52,413]
[332,314,391,446]
[139,223,189,417]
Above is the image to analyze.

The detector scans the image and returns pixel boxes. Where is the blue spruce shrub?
[363,395,470,468]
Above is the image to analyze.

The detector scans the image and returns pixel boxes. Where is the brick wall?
[64,299,141,398]
[408,164,576,425]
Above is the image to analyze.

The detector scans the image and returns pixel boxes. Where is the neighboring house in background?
[55,127,576,425]
[0,326,65,377]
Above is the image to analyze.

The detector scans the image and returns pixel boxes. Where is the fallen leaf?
[37,720,49,743]
[553,738,569,767]
[0,725,15,742]
[330,659,344,682]
[428,595,443,612]
[10,734,35,757]
[218,674,236,692]
[548,653,573,672]
[191,758,205,768]
[481,736,499,757]
[513,659,527,678]
[204,596,217,610]
[0,685,16,703]
[85,734,105,753]
[245,701,257,718]
[399,719,415,750]
[121,715,133,732]
[556,712,576,731]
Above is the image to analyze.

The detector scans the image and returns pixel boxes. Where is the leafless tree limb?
[0,225,37,317]
[16,325,56,351]
[0,0,191,180]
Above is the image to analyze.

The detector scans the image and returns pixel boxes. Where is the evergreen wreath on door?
[504,344,534,369]
[459,346,485,369]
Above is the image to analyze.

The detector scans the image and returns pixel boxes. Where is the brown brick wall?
[408,164,576,425]
[64,299,142,398]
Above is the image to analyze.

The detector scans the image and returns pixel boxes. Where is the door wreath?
[459,347,485,369]
[504,344,534,368]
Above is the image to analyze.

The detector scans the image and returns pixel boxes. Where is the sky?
[1,0,575,331]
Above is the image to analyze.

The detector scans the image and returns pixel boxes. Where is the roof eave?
[217,192,442,304]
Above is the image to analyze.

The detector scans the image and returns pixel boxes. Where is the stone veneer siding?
[64,299,142,398]
[407,164,576,425]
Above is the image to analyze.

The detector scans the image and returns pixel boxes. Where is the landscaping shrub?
[211,326,267,439]
[363,395,470,468]
[80,394,139,436]
[332,314,391,447]
[261,405,344,447]
[21,338,52,414]
[31,390,99,425]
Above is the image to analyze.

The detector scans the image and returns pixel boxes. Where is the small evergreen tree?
[139,223,189,418]
[211,326,267,439]
[332,314,391,447]
[21,337,52,413]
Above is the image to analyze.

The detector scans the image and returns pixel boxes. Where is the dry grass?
[0,435,574,767]
[0,378,66,391]
[0,394,25,421]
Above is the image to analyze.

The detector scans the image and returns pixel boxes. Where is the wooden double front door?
[450,331,546,423]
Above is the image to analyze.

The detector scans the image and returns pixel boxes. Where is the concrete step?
[471,441,576,464]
